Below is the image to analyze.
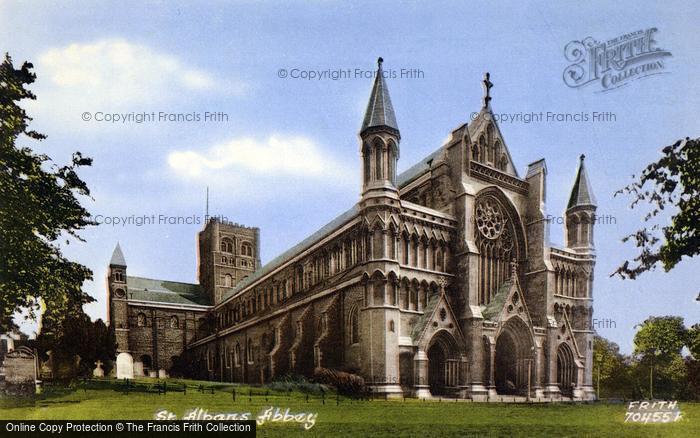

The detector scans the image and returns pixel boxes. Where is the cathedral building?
[107,58,597,400]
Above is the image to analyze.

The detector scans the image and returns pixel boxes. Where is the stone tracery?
[476,193,520,305]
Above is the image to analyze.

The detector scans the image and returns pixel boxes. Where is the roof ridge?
[220,205,359,302]
[126,275,200,287]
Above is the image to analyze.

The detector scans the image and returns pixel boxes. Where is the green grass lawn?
[1,379,697,437]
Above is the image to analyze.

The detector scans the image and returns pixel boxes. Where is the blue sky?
[2,1,698,353]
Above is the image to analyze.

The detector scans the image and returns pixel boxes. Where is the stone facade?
[107,59,597,400]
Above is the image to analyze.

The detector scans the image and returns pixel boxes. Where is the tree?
[0,54,95,333]
[633,316,688,362]
[34,315,116,378]
[633,316,691,399]
[593,336,620,389]
[688,323,700,359]
[686,358,700,400]
[593,335,636,399]
[613,137,700,279]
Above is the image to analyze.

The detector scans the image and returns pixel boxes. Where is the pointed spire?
[567,154,597,209]
[110,243,126,266]
[361,57,399,134]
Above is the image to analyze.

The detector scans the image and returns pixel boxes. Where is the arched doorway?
[426,331,460,396]
[494,317,535,396]
[495,331,517,394]
[557,343,576,397]
[428,343,446,395]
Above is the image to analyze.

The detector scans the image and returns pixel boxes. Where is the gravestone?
[115,352,134,379]
[2,346,37,395]
[40,350,54,380]
[39,350,81,380]
[93,360,105,378]
[158,369,167,379]
[0,335,15,364]
[133,361,144,377]
[148,370,157,378]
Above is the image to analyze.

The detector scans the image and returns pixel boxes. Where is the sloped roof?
[468,106,520,178]
[221,205,359,302]
[110,243,126,266]
[481,279,513,320]
[567,155,596,209]
[395,104,525,191]
[361,58,398,133]
[396,146,446,188]
[411,293,442,341]
[126,276,209,306]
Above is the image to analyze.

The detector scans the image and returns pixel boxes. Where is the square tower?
[107,243,130,352]
[198,218,260,305]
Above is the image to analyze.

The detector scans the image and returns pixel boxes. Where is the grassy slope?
[0,381,697,437]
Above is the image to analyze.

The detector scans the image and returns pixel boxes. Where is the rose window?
[476,197,507,240]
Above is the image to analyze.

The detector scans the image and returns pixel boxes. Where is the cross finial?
[377,57,383,68]
[510,258,519,279]
[580,154,586,162]
[482,72,493,108]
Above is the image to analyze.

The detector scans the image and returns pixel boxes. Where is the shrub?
[268,374,326,394]
[312,368,365,396]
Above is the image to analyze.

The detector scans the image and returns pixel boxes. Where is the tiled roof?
[126,276,210,306]
[221,205,360,302]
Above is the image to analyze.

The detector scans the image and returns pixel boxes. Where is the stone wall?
[125,305,205,373]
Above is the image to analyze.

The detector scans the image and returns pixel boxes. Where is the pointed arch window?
[400,280,410,310]
[349,306,359,345]
[170,315,179,328]
[137,313,146,327]
[388,141,398,185]
[478,136,486,163]
[224,345,231,368]
[475,194,519,305]
[499,155,508,171]
[472,143,481,162]
[363,143,371,184]
[246,338,254,364]
[494,141,504,169]
[402,233,410,265]
[435,245,445,271]
[411,235,419,267]
[375,141,384,180]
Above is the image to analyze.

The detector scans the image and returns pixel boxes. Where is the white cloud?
[168,135,353,183]
[28,38,246,123]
